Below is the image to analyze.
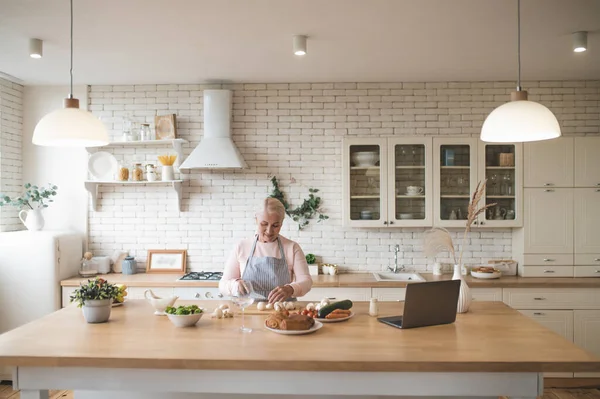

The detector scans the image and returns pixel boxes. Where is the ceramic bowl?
[166,312,203,327]
[352,151,379,167]
[399,213,414,220]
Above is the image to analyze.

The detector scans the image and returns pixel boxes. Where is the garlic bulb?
[274,302,284,312]
[306,303,315,311]
[285,301,295,310]
[266,303,273,310]
[257,302,267,311]
[212,308,223,319]
[320,298,331,307]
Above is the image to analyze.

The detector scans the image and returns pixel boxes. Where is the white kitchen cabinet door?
[519,309,574,378]
[524,188,574,254]
[574,137,600,188]
[297,287,371,302]
[574,310,600,378]
[524,137,574,188]
[62,287,77,308]
[470,288,503,302]
[574,188,600,254]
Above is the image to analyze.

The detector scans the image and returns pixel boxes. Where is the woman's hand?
[268,285,294,304]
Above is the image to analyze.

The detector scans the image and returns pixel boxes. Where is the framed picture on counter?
[146,249,186,274]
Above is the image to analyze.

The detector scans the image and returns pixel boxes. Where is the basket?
[499,153,515,167]
[488,259,517,276]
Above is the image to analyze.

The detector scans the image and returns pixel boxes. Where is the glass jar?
[117,163,129,181]
[79,258,99,278]
[132,163,144,181]
[139,124,152,141]
[122,256,137,275]
[145,164,157,182]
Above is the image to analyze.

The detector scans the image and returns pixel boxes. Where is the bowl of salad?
[165,305,204,327]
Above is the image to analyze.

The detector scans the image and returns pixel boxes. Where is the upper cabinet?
[574,137,600,188]
[524,137,574,188]
[342,137,432,227]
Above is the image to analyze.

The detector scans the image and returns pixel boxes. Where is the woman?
[219,197,312,303]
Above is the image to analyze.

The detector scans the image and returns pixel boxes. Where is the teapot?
[493,207,507,220]
[144,289,178,316]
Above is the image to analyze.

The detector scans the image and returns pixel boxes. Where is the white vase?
[162,165,174,181]
[452,264,471,313]
[18,208,45,231]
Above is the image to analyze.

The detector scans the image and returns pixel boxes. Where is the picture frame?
[146,249,186,274]
[154,114,177,140]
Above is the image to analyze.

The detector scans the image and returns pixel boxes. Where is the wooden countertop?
[60,272,600,288]
[0,301,599,372]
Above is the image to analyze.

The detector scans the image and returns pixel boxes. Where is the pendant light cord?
[516,0,521,91]
[69,0,74,99]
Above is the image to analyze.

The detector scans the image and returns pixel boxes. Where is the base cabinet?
[574,310,600,378]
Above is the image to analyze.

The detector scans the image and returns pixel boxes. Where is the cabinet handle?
[596,189,600,192]
[534,297,546,300]
[383,221,388,225]
[389,221,394,225]
[543,183,554,186]
[543,258,555,262]
[544,189,555,192]
[533,312,545,316]
[543,270,555,273]
[480,221,485,225]
[474,221,479,225]
[595,270,600,273]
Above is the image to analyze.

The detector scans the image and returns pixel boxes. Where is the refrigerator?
[0,230,82,381]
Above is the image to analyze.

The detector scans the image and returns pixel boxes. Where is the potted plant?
[70,278,120,323]
[0,183,58,231]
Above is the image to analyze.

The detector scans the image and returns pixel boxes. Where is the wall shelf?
[350,195,380,199]
[395,166,425,169]
[86,139,187,166]
[84,180,183,212]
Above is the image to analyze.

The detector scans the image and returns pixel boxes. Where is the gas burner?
[179,272,223,281]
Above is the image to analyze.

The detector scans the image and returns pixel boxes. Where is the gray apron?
[241,235,295,301]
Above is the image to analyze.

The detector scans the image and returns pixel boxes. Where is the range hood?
[179,90,247,169]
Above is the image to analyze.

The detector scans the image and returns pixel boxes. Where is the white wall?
[22,85,89,239]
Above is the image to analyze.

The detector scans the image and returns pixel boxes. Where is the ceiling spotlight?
[293,35,307,56]
[573,31,587,53]
[29,38,43,59]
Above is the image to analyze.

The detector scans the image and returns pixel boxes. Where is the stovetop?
[179,272,223,281]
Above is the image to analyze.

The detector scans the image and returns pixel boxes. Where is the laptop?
[378,279,461,329]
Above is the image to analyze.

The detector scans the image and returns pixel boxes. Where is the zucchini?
[317,299,353,318]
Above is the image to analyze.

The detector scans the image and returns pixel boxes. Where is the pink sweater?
[219,235,312,297]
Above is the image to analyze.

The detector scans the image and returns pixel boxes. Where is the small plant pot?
[82,299,112,323]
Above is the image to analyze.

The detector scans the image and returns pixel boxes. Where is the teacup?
[406,186,424,196]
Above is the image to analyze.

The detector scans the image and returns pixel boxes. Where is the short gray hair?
[256,197,286,221]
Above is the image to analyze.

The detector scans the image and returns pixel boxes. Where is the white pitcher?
[18,208,44,231]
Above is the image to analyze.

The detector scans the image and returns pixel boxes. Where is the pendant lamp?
[480,0,561,143]
[32,0,109,147]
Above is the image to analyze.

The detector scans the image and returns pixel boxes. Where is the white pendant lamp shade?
[293,35,307,55]
[573,31,587,53]
[33,99,109,147]
[481,99,561,143]
[29,38,43,58]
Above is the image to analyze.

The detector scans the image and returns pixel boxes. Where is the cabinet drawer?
[372,288,407,302]
[471,288,503,302]
[297,287,371,302]
[504,289,600,309]
[575,254,600,265]
[574,266,600,278]
[520,266,574,278]
[173,287,224,300]
[523,254,573,266]
[518,310,574,341]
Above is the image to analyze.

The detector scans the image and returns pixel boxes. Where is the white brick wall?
[87,81,600,272]
[0,77,23,232]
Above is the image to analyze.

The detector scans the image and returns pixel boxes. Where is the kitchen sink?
[372,272,426,282]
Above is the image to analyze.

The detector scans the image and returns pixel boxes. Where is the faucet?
[388,244,404,273]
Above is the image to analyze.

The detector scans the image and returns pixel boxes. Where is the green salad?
[165,305,203,315]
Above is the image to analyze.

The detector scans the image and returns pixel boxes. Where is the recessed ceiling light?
[573,31,587,53]
[293,35,307,56]
[29,38,43,59]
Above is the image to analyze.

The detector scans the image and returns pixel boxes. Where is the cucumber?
[317,299,353,318]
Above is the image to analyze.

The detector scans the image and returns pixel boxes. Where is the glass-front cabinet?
[343,138,432,227]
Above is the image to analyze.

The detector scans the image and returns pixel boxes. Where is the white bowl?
[352,151,379,167]
[399,213,414,219]
[166,312,203,327]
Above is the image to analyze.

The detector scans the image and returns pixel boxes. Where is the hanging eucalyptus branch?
[269,176,329,230]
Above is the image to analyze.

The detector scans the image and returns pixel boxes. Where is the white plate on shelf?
[471,270,502,279]
[264,320,323,335]
[315,312,354,323]
[88,151,118,181]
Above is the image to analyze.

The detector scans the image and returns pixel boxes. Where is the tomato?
[301,310,309,316]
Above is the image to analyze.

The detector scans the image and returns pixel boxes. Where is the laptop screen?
[401,280,461,329]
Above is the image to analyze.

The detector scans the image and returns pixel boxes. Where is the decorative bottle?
[369,298,379,317]
[452,264,471,313]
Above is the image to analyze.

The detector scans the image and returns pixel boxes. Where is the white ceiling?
[0,0,598,85]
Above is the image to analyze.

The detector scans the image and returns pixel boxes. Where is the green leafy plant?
[305,253,316,264]
[269,176,329,230]
[0,183,58,210]
[70,278,120,308]
[165,305,203,315]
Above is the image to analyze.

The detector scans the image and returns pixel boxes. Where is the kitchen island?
[0,301,599,399]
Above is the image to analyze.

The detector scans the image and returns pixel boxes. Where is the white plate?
[265,320,323,335]
[88,151,118,181]
[112,301,124,307]
[471,270,502,279]
[316,312,354,323]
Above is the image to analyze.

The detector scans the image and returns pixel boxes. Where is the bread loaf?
[265,312,314,331]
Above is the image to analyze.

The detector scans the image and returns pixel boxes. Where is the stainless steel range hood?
[179,90,247,169]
